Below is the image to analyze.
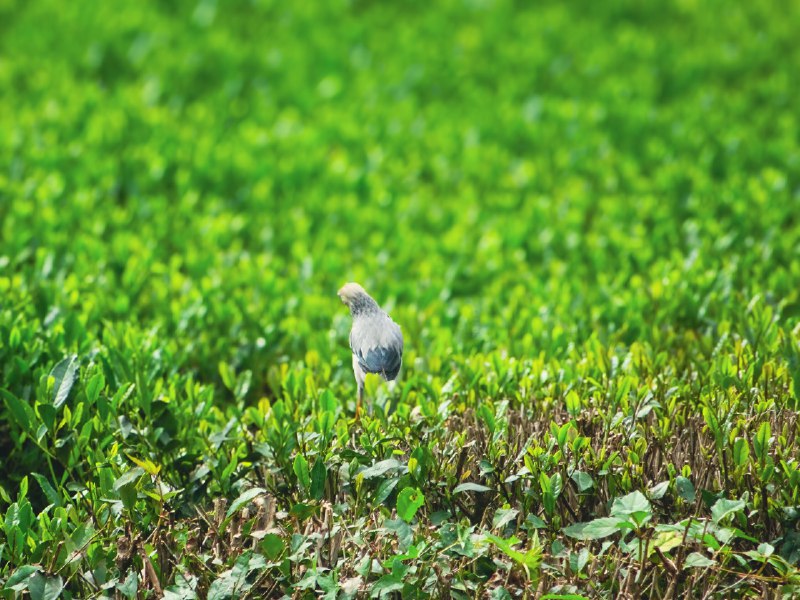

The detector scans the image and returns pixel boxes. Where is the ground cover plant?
[2,0,800,597]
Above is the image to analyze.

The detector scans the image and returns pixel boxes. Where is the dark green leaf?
[676,476,696,503]
[31,473,61,507]
[1,389,35,433]
[310,459,326,500]
[5,565,40,591]
[27,573,64,600]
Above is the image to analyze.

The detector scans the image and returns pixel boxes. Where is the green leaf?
[114,467,145,491]
[711,498,745,524]
[31,473,61,507]
[64,523,95,565]
[491,588,512,600]
[226,487,266,518]
[162,573,199,600]
[37,404,57,433]
[611,490,650,516]
[207,552,262,600]
[310,459,326,500]
[374,477,400,505]
[477,404,496,433]
[563,517,626,540]
[493,507,519,530]
[484,533,542,570]
[260,533,284,561]
[732,437,749,467]
[676,476,695,502]
[118,483,138,511]
[318,411,335,437]
[218,362,235,391]
[610,491,652,525]
[293,455,310,490]
[234,370,252,400]
[319,389,337,413]
[570,470,594,492]
[754,421,771,462]
[4,565,40,591]
[86,372,105,404]
[126,453,161,476]
[648,481,669,500]
[50,354,79,409]
[453,482,491,494]
[757,542,774,557]
[540,471,562,516]
[290,502,316,521]
[27,573,64,600]
[384,518,413,553]
[526,514,547,529]
[369,575,404,598]
[117,571,138,599]
[684,552,716,568]
[565,390,581,416]
[360,459,402,479]
[396,487,424,522]
[1,389,35,433]
[569,548,590,575]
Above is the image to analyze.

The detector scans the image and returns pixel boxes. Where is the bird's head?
[338,282,367,306]
[338,282,378,315]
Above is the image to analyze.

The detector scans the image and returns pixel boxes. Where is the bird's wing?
[350,315,403,380]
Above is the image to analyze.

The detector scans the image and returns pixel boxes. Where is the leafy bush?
[2,0,800,597]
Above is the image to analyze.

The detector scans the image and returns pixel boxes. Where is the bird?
[338,282,403,417]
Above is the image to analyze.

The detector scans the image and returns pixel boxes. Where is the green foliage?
[396,488,425,523]
[2,0,800,597]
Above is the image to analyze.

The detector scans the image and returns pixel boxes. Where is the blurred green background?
[2,0,798,376]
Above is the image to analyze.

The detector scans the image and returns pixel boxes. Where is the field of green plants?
[2,0,800,598]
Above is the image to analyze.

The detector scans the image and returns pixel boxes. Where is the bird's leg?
[386,380,398,415]
[356,384,364,420]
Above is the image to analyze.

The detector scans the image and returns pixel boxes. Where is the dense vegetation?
[2,0,800,597]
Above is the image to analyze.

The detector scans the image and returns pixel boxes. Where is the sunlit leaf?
[396,487,424,522]
[50,354,79,409]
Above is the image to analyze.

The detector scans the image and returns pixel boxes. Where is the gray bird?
[338,282,403,417]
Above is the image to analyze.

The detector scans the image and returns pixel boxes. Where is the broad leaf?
[396,487,424,522]
[564,517,626,540]
[31,473,61,507]
[676,476,695,502]
[360,459,403,479]
[226,487,266,518]
[711,498,745,524]
[570,470,594,492]
[293,455,310,490]
[684,552,716,568]
[310,459,326,500]
[50,354,79,409]
[453,482,491,494]
[27,573,64,600]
